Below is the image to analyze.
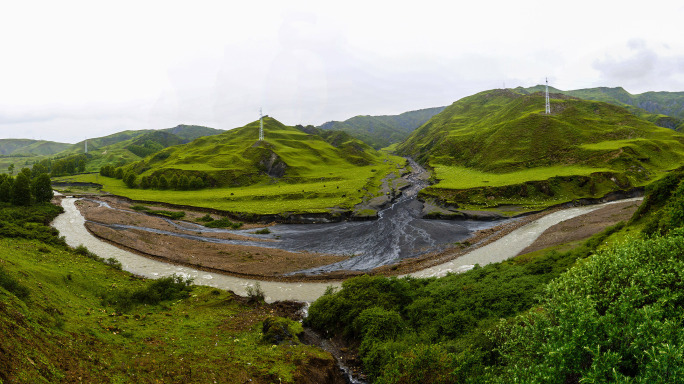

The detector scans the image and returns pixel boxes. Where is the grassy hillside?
[517,85,684,130]
[60,117,405,215]
[397,89,684,213]
[319,107,446,149]
[161,124,224,141]
[0,202,338,383]
[0,139,71,156]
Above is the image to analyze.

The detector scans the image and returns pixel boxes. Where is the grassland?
[55,117,406,215]
[398,89,684,212]
[0,203,335,383]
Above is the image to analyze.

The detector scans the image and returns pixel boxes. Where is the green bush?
[492,235,684,383]
[103,274,194,311]
[204,218,242,229]
[261,316,303,345]
[0,266,30,300]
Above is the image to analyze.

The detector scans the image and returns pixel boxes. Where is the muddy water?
[53,198,337,303]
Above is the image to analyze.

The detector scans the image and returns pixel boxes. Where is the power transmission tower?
[259,108,264,141]
[545,78,551,114]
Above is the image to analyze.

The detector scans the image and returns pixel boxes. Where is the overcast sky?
[1,0,684,143]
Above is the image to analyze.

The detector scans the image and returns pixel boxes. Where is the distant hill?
[53,125,224,171]
[125,117,388,187]
[397,89,684,213]
[318,106,446,149]
[516,86,684,131]
[0,139,71,156]
[161,124,224,141]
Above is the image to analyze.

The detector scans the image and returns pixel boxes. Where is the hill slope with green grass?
[318,106,446,149]
[0,202,339,383]
[67,117,405,215]
[397,89,684,213]
[0,139,71,156]
[517,85,684,130]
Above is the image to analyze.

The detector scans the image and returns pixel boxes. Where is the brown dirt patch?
[517,199,640,255]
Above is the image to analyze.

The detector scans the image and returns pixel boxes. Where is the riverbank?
[54,194,640,286]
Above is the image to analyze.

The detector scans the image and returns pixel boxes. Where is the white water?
[52,197,641,302]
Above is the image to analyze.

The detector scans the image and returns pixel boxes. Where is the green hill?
[0,139,71,156]
[0,203,336,383]
[517,85,684,130]
[318,106,446,149]
[161,124,224,141]
[397,89,684,213]
[54,125,224,172]
[83,117,404,214]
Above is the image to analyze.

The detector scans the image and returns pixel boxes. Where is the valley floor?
[63,195,640,282]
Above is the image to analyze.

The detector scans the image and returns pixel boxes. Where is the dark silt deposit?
[82,160,507,275]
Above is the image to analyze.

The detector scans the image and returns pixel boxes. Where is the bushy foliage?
[491,234,684,383]
[203,217,242,229]
[0,203,65,245]
[0,265,30,300]
[11,172,31,206]
[31,173,54,203]
[50,154,86,176]
[102,274,194,311]
[306,222,626,382]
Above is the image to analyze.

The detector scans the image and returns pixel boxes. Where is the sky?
[1,0,684,143]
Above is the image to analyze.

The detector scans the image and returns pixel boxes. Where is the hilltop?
[67,117,405,216]
[1,125,224,175]
[318,106,446,149]
[516,85,684,130]
[0,139,71,156]
[397,88,684,213]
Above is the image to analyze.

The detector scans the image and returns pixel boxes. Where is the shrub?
[0,266,30,300]
[492,235,684,383]
[246,282,265,304]
[204,217,242,229]
[261,316,303,345]
[254,228,271,234]
[103,274,193,311]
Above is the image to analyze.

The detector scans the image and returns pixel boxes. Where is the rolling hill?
[398,88,684,213]
[318,106,446,149]
[83,117,405,215]
[517,85,684,130]
[0,139,71,156]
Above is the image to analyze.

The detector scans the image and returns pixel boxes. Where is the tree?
[169,174,179,190]
[150,176,159,189]
[31,173,53,203]
[178,175,190,190]
[0,178,12,203]
[115,167,124,179]
[140,176,150,189]
[158,175,169,189]
[7,163,14,176]
[11,172,31,206]
[124,172,137,188]
[190,176,204,190]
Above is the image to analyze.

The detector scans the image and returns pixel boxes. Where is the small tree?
[0,178,12,203]
[140,176,150,189]
[158,175,169,190]
[11,172,31,206]
[169,174,179,190]
[124,172,137,188]
[178,175,190,190]
[115,167,124,179]
[31,173,53,203]
[190,176,204,190]
[150,176,159,189]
